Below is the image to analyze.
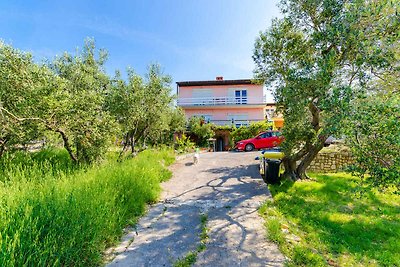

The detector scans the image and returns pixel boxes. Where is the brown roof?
[176,79,263,87]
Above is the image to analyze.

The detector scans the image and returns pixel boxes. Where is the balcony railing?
[177,96,265,106]
[202,119,265,126]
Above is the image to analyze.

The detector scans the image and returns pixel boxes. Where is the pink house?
[177,77,266,127]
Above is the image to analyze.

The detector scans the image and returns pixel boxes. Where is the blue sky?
[0,0,280,96]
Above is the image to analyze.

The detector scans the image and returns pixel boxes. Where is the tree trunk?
[56,129,77,163]
[118,132,130,159]
[283,158,298,181]
[131,135,135,154]
[295,143,324,179]
[0,138,8,158]
[283,141,325,181]
[281,99,327,181]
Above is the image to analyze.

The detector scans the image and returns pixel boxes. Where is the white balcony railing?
[209,119,265,126]
[177,96,265,106]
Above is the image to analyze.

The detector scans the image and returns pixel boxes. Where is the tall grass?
[0,148,175,266]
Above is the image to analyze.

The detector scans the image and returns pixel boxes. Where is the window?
[235,89,247,104]
[260,132,272,138]
[229,113,248,127]
[259,133,266,138]
[272,131,281,137]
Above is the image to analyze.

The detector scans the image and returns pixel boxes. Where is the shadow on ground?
[108,153,284,267]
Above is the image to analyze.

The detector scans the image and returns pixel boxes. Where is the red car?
[235,131,283,152]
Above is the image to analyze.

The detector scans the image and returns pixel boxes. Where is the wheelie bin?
[260,148,284,184]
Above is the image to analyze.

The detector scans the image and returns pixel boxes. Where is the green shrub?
[187,117,214,147]
[0,148,174,266]
[175,134,195,154]
[231,121,273,142]
[343,96,400,193]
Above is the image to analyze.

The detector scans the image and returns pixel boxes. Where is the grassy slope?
[259,173,400,267]
[0,148,175,266]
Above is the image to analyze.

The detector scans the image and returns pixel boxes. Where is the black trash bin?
[258,148,284,184]
[265,159,282,184]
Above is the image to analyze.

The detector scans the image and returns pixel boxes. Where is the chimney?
[216,76,223,81]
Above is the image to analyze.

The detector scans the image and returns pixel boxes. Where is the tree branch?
[309,100,320,131]
[0,107,45,123]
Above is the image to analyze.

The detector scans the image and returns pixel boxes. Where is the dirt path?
[107,152,285,267]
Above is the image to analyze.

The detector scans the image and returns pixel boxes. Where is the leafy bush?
[187,117,214,147]
[344,95,400,193]
[175,134,195,154]
[0,148,174,266]
[231,121,272,143]
[211,125,234,131]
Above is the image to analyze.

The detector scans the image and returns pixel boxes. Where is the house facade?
[176,77,266,127]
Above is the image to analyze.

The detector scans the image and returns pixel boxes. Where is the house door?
[216,137,224,152]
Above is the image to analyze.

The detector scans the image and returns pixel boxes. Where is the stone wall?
[307,150,354,173]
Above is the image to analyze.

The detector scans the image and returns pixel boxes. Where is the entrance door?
[216,137,224,152]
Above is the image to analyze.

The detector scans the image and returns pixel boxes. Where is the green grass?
[259,173,400,267]
[173,252,198,267]
[0,148,175,266]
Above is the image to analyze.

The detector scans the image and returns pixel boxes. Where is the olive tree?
[343,39,400,192]
[0,42,55,156]
[49,39,116,163]
[253,0,399,180]
[106,64,185,155]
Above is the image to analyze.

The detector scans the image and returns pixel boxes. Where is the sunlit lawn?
[259,173,400,266]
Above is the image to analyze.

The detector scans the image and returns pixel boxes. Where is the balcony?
[208,119,265,126]
[177,96,266,107]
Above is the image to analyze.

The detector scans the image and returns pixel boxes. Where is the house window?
[229,113,248,127]
[235,89,247,104]
[192,114,213,123]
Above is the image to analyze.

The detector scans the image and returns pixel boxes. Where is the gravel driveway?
[107,151,284,267]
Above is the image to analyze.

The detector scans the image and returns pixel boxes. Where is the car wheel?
[245,143,254,152]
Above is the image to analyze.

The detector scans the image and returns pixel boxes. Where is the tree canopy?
[253,0,399,182]
[106,64,185,155]
[0,39,185,163]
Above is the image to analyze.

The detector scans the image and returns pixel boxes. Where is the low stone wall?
[307,151,354,173]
